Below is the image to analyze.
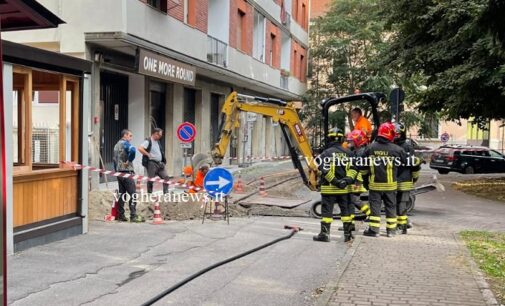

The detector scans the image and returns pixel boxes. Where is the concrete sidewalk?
[318,224,500,306]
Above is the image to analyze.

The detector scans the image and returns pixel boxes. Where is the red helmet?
[377,122,396,142]
[349,129,368,148]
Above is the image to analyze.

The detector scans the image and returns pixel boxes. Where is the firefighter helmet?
[394,122,407,141]
[349,129,369,148]
[377,122,396,142]
[328,127,345,143]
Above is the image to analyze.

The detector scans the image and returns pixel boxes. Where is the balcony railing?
[280,76,289,90]
[207,35,227,67]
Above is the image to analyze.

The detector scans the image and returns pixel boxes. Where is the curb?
[453,233,501,306]
[315,236,362,306]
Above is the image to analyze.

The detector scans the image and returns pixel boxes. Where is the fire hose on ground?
[141,225,303,306]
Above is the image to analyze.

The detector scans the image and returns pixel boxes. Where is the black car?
[430,145,505,174]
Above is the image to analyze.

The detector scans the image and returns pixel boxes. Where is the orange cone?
[234,175,244,193]
[259,176,268,197]
[152,198,164,224]
[105,191,119,221]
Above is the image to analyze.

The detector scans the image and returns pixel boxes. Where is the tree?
[305,0,397,143]
[383,0,505,126]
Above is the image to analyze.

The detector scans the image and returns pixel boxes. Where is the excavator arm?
[211,92,319,191]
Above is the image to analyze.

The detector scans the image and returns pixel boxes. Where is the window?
[253,11,265,61]
[475,150,490,157]
[13,66,79,172]
[302,3,306,29]
[186,0,196,26]
[269,34,274,66]
[293,49,298,78]
[490,150,504,158]
[300,54,305,81]
[237,10,246,51]
[147,0,167,13]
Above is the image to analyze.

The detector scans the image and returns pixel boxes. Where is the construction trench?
[88,168,317,222]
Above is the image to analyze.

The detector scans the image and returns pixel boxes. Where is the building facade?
[5,0,310,184]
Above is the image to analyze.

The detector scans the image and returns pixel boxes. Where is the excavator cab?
[320,92,384,148]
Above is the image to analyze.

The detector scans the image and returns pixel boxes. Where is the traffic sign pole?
[177,122,197,169]
[202,168,234,224]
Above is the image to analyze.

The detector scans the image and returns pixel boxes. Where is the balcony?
[280,76,289,90]
[207,35,228,67]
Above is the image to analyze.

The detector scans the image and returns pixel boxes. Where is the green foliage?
[383,0,505,125]
[311,0,390,97]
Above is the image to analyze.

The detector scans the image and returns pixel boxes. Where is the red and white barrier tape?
[226,155,293,160]
[60,161,205,191]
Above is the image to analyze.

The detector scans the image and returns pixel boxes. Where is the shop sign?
[138,49,196,86]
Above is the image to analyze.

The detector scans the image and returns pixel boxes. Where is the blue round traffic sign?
[204,167,234,198]
[441,132,450,143]
[177,122,197,143]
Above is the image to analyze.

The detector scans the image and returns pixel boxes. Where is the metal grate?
[32,127,59,164]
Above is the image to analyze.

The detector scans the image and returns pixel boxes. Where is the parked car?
[429,145,505,174]
[409,138,433,152]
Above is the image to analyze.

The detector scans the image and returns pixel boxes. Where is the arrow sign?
[204,167,234,198]
[205,176,231,189]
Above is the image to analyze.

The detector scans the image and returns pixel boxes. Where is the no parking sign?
[177,122,197,143]
[441,132,450,143]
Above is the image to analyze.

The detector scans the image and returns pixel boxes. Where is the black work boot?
[117,214,128,222]
[387,228,396,238]
[344,223,354,242]
[401,224,408,235]
[363,228,379,237]
[313,222,331,242]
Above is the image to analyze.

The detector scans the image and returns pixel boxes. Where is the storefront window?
[13,66,79,172]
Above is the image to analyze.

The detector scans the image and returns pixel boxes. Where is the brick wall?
[292,0,309,30]
[167,0,184,22]
[229,0,253,56]
[188,0,208,33]
[291,40,307,82]
[265,20,281,69]
[310,0,331,19]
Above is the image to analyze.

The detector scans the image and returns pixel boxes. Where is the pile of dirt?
[89,190,249,222]
[452,177,505,203]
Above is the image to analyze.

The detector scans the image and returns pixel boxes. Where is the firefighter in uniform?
[360,123,406,237]
[347,129,372,228]
[394,123,421,234]
[313,128,358,242]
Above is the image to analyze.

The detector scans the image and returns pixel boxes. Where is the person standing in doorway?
[113,129,144,222]
[138,128,172,194]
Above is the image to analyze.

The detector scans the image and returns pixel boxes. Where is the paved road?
[8,217,345,306]
[8,165,505,306]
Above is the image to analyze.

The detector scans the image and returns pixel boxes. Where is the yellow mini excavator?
[209,91,383,191]
[208,91,438,218]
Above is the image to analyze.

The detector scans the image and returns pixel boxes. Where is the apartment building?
[4,0,310,183]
